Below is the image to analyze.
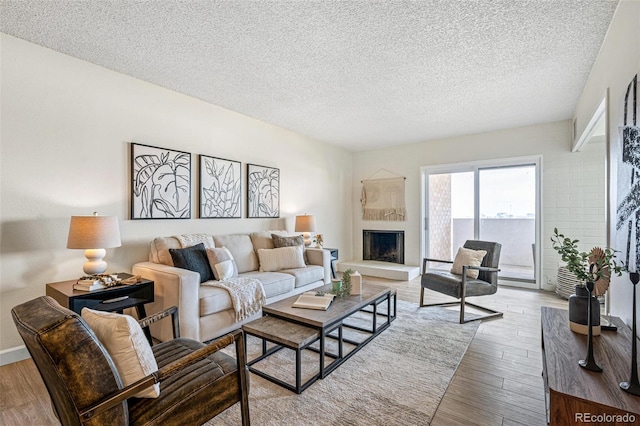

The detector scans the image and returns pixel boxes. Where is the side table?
[46,273,154,343]
[325,248,339,278]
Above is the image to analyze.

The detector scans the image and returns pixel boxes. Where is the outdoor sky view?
[451,166,536,219]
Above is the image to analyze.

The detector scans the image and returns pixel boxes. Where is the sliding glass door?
[423,158,540,288]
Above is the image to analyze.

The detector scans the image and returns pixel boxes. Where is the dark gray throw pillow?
[271,234,304,248]
[169,243,215,283]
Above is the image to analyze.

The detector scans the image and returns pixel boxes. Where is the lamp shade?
[67,214,121,249]
[294,215,316,233]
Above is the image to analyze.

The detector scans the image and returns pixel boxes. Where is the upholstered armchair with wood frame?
[12,296,250,426]
[420,240,503,324]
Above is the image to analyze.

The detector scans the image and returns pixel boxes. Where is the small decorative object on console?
[551,228,626,334]
[578,278,602,372]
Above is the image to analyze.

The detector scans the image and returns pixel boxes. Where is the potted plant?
[551,228,626,334]
[332,268,353,297]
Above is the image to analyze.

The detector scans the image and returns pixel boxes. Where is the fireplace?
[363,230,405,264]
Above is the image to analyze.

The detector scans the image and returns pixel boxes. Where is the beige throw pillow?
[271,234,309,264]
[81,308,160,398]
[206,247,239,281]
[258,246,306,272]
[450,247,487,279]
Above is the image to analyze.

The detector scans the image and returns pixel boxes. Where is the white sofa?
[132,231,331,343]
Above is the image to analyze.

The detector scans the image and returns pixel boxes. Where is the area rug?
[209,300,479,425]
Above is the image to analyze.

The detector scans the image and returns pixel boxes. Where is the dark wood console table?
[541,307,640,424]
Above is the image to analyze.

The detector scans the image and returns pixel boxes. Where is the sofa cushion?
[280,265,325,288]
[150,235,216,266]
[199,286,234,316]
[213,234,258,273]
[150,236,182,266]
[169,243,215,283]
[240,271,295,299]
[257,246,306,272]
[249,230,288,251]
[206,247,239,281]
[81,308,160,398]
[249,231,275,251]
[199,272,295,316]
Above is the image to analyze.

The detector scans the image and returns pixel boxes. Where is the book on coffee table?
[292,292,335,310]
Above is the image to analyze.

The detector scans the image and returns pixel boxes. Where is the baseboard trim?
[0,345,30,366]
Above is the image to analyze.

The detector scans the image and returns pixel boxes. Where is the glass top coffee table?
[242,283,396,393]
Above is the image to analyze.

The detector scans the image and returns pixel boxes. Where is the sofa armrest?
[305,248,331,284]
[131,262,201,342]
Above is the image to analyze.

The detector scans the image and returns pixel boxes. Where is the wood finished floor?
[0,276,568,425]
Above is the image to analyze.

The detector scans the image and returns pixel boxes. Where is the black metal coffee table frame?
[242,286,396,393]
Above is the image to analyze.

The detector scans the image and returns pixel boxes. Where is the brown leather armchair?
[12,296,250,425]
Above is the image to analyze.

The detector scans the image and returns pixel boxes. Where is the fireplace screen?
[363,230,405,264]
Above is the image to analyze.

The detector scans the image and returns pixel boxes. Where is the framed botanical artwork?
[131,143,191,219]
[199,155,241,218]
[247,163,280,218]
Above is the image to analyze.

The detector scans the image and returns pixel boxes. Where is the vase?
[569,284,601,336]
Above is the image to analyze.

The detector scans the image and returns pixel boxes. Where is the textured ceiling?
[0,1,618,151]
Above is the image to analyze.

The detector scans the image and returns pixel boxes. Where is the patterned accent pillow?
[257,246,306,272]
[169,243,215,283]
[451,247,487,279]
[206,247,239,281]
[81,308,160,398]
[271,234,304,248]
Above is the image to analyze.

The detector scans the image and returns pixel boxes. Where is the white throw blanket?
[203,277,266,321]
[174,234,215,249]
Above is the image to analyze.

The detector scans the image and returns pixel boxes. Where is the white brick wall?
[543,141,606,288]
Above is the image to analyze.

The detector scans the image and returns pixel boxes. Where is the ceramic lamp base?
[83,248,108,274]
[301,232,312,247]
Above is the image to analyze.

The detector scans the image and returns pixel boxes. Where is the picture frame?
[247,163,280,218]
[130,143,191,219]
[199,155,242,218]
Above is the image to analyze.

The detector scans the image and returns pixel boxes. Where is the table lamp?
[295,214,316,247]
[67,213,121,274]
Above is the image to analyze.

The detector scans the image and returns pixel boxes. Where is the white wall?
[0,34,353,357]
[573,0,640,328]
[352,120,606,291]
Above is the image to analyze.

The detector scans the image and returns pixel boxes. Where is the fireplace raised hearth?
[363,230,405,265]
